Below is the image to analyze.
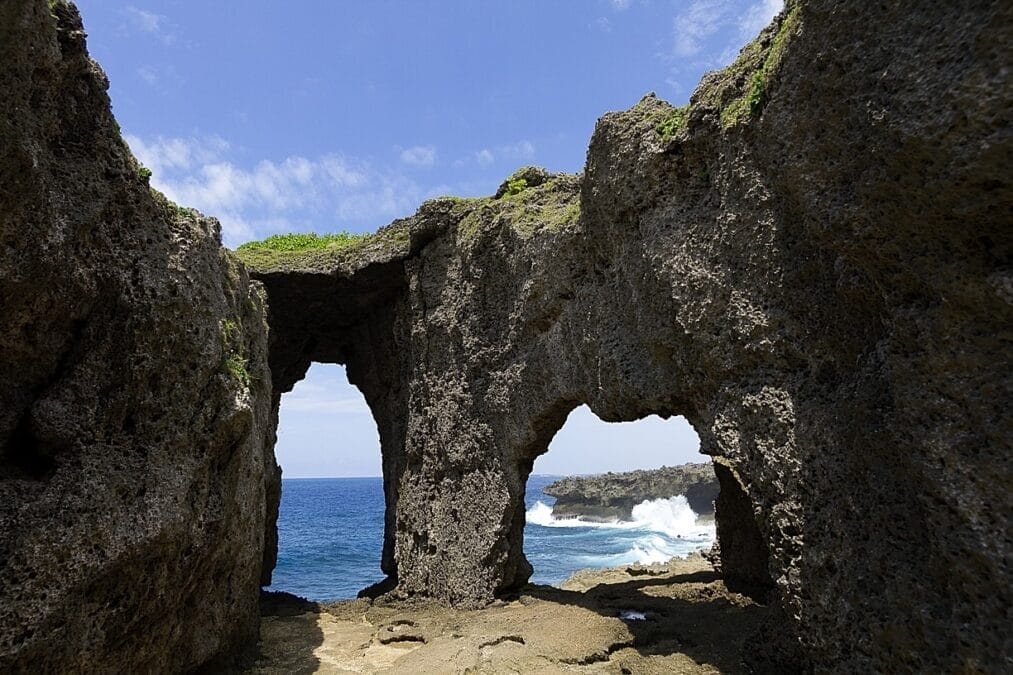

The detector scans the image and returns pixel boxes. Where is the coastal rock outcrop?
[0,2,275,671]
[543,463,719,521]
[244,1,1011,670]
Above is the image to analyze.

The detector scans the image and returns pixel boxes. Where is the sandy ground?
[251,554,768,674]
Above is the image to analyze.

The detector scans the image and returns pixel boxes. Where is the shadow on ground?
[520,565,771,672]
[252,591,324,674]
[249,558,787,673]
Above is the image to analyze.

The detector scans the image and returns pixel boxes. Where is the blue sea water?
[267,475,715,602]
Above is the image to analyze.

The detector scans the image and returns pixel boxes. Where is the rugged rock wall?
[0,2,275,671]
[2,0,1008,671]
[246,1,1011,670]
[543,463,719,521]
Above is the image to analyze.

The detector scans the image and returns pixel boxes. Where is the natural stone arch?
[509,401,775,600]
[246,167,787,608]
[240,2,1011,669]
[252,252,415,586]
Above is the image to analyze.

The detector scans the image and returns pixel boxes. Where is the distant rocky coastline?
[543,463,718,522]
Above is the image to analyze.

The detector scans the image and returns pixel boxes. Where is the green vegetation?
[233,227,411,271]
[234,231,372,269]
[764,3,801,75]
[236,232,367,253]
[748,69,766,115]
[48,0,67,18]
[504,177,528,197]
[656,105,689,139]
[456,175,581,240]
[720,97,749,129]
[745,5,799,117]
[149,187,200,221]
[221,353,251,388]
[219,318,252,389]
[715,3,801,128]
[138,166,152,182]
[221,319,239,344]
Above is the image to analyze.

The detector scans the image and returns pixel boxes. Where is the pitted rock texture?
[543,463,719,521]
[0,2,274,672]
[247,1,1011,670]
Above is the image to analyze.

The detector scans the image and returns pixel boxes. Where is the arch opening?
[521,405,717,586]
[264,363,387,601]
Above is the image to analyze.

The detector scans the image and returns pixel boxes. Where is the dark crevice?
[3,411,57,480]
[479,635,525,649]
[713,462,776,602]
[2,316,90,481]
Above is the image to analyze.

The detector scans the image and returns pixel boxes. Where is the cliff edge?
[0,2,276,671]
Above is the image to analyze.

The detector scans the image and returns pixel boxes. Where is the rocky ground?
[251,554,769,674]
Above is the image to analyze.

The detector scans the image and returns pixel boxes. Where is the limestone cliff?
[244,1,1012,670]
[0,2,275,671]
[543,463,719,521]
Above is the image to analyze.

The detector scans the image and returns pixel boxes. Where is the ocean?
[266,475,715,602]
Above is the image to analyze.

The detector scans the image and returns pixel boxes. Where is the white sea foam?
[525,495,712,538]
[630,495,702,538]
[525,495,715,566]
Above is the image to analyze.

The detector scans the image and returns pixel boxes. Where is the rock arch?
[245,4,1012,668]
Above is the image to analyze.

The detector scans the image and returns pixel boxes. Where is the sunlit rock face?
[0,2,274,671]
[248,1,1010,670]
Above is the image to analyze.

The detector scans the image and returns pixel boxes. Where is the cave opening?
[522,405,717,586]
[265,362,387,601]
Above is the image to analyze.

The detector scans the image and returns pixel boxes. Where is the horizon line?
[281,473,581,480]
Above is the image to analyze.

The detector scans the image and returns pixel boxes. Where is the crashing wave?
[526,495,711,536]
[525,494,715,566]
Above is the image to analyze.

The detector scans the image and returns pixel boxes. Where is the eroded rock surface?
[246,1,1012,670]
[544,463,719,521]
[0,2,274,671]
[1,0,1009,671]
[253,555,767,674]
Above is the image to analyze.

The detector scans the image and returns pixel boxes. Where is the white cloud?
[321,156,367,188]
[136,66,158,86]
[282,377,371,415]
[671,0,727,58]
[663,0,784,81]
[124,134,229,175]
[594,17,612,32]
[133,64,183,89]
[500,140,536,161]
[124,133,427,247]
[399,145,437,167]
[611,0,632,9]
[739,0,783,39]
[125,7,162,32]
[460,140,534,168]
[125,6,175,45]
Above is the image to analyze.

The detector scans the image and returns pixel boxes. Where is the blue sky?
[75,0,782,476]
